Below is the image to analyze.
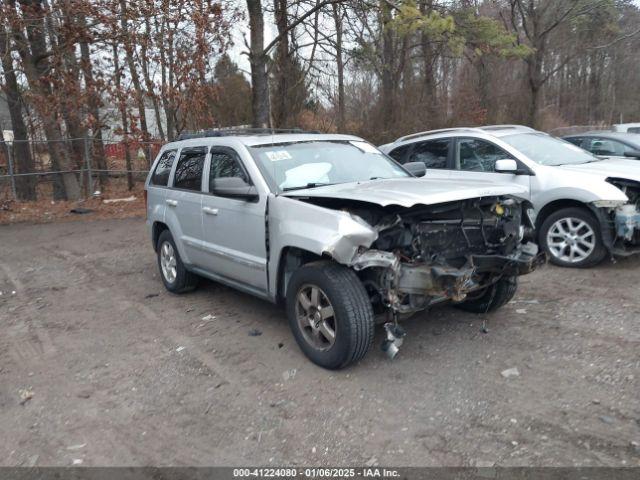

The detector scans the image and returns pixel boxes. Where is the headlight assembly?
[592,200,626,209]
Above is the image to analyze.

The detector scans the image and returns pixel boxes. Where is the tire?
[454,276,518,313]
[539,207,606,268]
[157,230,199,293]
[286,261,374,369]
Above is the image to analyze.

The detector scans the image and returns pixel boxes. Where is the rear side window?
[173,147,206,191]
[150,150,176,186]
[408,139,450,168]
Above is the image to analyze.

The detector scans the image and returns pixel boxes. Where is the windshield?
[249,140,409,191]
[502,133,600,166]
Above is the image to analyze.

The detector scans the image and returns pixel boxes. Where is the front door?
[200,147,268,293]
[446,137,531,198]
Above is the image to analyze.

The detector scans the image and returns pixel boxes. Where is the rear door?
[147,149,177,219]
[166,146,207,266]
[447,137,531,198]
[200,146,268,294]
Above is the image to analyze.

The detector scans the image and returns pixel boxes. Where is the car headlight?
[592,200,626,208]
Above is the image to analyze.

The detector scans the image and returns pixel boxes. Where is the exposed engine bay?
[299,195,543,314]
[604,178,640,251]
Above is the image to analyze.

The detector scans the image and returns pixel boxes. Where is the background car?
[612,122,640,133]
[379,125,640,268]
[563,132,640,159]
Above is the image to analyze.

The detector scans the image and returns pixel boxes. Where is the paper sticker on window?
[350,141,381,154]
[265,150,292,161]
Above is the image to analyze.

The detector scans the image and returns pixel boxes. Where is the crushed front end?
[348,196,544,314]
[599,179,640,256]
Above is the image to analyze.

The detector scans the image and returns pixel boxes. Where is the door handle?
[202,206,219,215]
[166,199,178,207]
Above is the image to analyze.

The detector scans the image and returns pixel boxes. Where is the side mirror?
[495,159,518,174]
[211,177,258,201]
[624,150,640,159]
[404,161,426,177]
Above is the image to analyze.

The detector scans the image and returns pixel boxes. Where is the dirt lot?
[1,217,639,467]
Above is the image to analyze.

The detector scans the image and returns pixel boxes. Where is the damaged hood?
[559,159,640,183]
[281,178,528,208]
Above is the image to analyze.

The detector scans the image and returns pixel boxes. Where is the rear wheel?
[157,230,199,293]
[454,276,518,313]
[539,207,606,268]
[286,261,374,369]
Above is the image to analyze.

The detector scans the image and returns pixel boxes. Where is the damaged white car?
[145,131,542,369]
[380,125,640,267]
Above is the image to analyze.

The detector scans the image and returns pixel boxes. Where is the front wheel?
[454,276,518,313]
[286,261,374,369]
[539,207,606,268]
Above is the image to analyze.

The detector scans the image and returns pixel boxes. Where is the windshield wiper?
[282,182,335,192]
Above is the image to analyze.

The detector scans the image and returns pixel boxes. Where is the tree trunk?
[142,16,166,141]
[78,13,108,187]
[13,0,80,200]
[0,21,36,200]
[273,0,290,127]
[526,49,544,128]
[246,0,270,128]
[112,41,134,190]
[419,0,438,127]
[119,0,151,165]
[380,0,394,133]
[332,3,345,132]
[157,14,176,140]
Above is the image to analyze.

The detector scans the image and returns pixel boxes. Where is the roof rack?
[479,125,536,132]
[395,127,484,143]
[176,127,321,141]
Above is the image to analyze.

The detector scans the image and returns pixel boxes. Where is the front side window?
[388,144,410,163]
[249,140,408,191]
[209,150,249,190]
[408,139,450,169]
[173,147,206,191]
[501,133,599,166]
[457,138,513,172]
[563,137,583,147]
[150,150,176,186]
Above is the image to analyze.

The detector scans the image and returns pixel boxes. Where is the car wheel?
[454,276,518,313]
[286,261,374,369]
[539,207,606,268]
[157,230,199,293]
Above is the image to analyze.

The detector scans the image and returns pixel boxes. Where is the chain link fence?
[0,138,162,202]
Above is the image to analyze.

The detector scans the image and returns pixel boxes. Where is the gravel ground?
[1,218,639,467]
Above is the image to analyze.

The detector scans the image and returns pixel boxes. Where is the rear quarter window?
[150,150,177,186]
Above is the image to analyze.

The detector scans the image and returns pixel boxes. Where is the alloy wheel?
[160,241,177,283]
[295,284,337,351]
[546,217,596,263]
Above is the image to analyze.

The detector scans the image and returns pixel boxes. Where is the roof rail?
[395,127,485,143]
[176,127,321,141]
[479,125,536,132]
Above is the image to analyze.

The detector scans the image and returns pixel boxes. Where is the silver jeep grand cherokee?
[145,130,542,369]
